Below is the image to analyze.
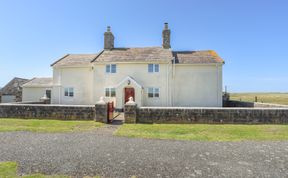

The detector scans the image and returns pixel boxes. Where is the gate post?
[95,97,108,123]
[124,97,137,123]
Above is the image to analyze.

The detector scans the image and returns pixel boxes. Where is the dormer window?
[106,64,117,73]
[148,64,159,73]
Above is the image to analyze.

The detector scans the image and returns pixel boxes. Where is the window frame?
[148,64,160,73]
[105,88,116,97]
[147,87,160,98]
[64,87,74,97]
[106,64,117,73]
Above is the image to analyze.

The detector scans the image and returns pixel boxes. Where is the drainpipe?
[58,69,62,104]
[216,64,219,106]
[172,57,176,106]
[166,62,169,106]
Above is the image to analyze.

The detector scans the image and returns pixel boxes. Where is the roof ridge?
[68,53,99,55]
[114,46,162,49]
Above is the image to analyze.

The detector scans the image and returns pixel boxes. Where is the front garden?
[115,124,288,141]
[0,119,103,133]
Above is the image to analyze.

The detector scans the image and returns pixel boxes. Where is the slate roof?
[92,47,173,63]
[22,77,53,87]
[51,47,224,67]
[0,77,29,95]
[172,50,224,64]
[51,54,99,67]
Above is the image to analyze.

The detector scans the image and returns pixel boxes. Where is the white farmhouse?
[22,23,224,109]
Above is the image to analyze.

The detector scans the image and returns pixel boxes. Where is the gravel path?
[0,126,288,178]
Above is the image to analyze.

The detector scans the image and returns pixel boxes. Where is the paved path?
[0,126,288,178]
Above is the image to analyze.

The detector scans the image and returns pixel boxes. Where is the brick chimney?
[104,26,114,50]
[162,23,171,49]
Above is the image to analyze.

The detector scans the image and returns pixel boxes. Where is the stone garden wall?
[226,100,288,108]
[124,105,288,124]
[0,104,95,120]
[2,102,288,124]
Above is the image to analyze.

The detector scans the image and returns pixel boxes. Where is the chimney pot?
[164,23,168,30]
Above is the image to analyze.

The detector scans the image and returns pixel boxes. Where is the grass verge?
[115,124,288,141]
[0,161,67,178]
[0,119,103,133]
[0,161,101,178]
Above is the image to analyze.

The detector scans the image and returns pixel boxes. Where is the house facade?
[23,23,224,108]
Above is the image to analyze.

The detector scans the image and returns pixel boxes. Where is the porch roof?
[115,76,143,89]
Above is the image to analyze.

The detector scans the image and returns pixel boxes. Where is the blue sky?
[0,0,287,92]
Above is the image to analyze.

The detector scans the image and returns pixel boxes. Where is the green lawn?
[230,92,288,105]
[0,119,103,133]
[116,124,288,141]
[0,161,68,178]
[0,162,102,178]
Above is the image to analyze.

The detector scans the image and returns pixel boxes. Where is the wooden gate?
[107,101,114,123]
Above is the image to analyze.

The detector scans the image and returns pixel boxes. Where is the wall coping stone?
[0,103,95,107]
[139,106,288,110]
[254,102,288,108]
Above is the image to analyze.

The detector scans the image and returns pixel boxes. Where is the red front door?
[124,88,135,103]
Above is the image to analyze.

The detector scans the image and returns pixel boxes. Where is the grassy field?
[230,92,288,105]
[0,119,103,133]
[116,124,288,141]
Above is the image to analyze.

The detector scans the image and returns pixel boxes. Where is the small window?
[64,87,74,97]
[64,88,69,96]
[111,88,116,97]
[154,64,159,72]
[148,64,154,73]
[106,65,110,73]
[148,87,159,98]
[106,64,117,73]
[111,64,116,73]
[148,88,154,98]
[148,64,159,73]
[105,88,110,97]
[105,88,116,97]
[154,88,159,97]
[69,88,74,97]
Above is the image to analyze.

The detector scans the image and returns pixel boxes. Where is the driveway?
[0,125,288,178]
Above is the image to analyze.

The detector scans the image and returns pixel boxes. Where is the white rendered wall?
[172,64,223,107]
[51,62,223,107]
[51,67,93,105]
[93,63,170,108]
[22,87,52,102]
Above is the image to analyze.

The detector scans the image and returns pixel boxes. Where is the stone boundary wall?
[226,100,288,108]
[0,104,95,120]
[254,102,288,108]
[95,103,108,123]
[132,107,288,124]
